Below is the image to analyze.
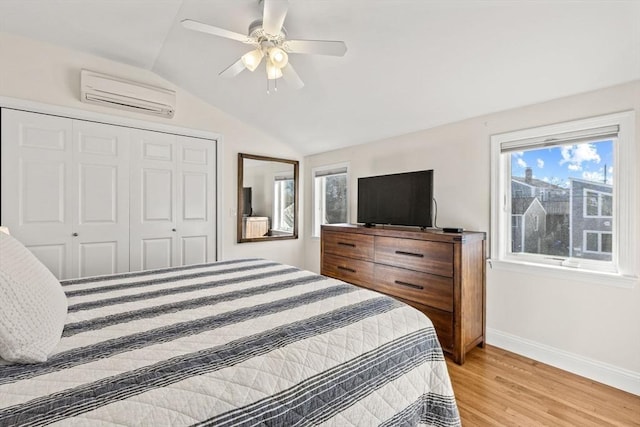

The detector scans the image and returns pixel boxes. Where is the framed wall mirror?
[237,153,299,243]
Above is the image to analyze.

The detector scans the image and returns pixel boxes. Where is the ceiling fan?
[181,0,347,91]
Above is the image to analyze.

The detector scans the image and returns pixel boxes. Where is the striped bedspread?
[0,258,460,426]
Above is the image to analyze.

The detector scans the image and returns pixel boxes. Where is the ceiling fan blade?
[283,39,347,56]
[182,19,252,44]
[262,0,289,36]
[219,58,246,78]
[281,63,304,90]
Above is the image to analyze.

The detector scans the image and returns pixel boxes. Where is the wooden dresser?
[242,216,269,239]
[321,224,486,364]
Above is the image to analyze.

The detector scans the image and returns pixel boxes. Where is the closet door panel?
[142,238,173,270]
[130,129,177,271]
[78,241,118,278]
[143,169,174,221]
[72,120,130,278]
[176,136,216,266]
[1,109,73,279]
[26,244,67,280]
[181,235,207,266]
[182,172,207,220]
[20,160,67,224]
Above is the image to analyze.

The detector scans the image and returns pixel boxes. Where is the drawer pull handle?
[395,250,424,258]
[338,266,356,273]
[394,280,424,290]
[338,242,356,247]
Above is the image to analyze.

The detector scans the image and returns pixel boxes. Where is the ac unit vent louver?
[80,70,176,118]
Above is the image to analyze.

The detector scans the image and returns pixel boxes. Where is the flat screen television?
[242,187,252,216]
[357,170,433,228]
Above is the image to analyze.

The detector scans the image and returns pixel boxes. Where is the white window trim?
[311,162,350,238]
[490,111,637,288]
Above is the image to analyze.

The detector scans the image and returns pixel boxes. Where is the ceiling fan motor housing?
[248,19,287,42]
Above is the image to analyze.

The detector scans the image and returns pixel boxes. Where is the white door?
[1,109,74,279]
[129,131,216,271]
[1,109,131,279]
[129,129,177,271]
[175,135,216,266]
[2,109,217,277]
[71,120,130,278]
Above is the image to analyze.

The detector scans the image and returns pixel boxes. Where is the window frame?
[490,111,637,288]
[311,162,350,238]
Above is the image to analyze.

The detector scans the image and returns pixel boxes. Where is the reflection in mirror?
[238,153,299,243]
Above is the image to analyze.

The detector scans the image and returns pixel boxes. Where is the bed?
[0,257,460,426]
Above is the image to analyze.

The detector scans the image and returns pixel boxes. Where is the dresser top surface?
[321,223,486,243]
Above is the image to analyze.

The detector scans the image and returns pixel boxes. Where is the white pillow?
[0,232,67,363]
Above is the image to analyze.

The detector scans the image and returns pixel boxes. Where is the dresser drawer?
[322,253,374,287]
[374,236,453,277]
[373,264,453,311]
[398,297,454,352]
[323,231,374,261]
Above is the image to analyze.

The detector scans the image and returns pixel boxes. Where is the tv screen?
[357,170,433,228]
[242,187,252,216]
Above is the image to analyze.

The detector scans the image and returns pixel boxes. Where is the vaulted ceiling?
[1,0,638,155]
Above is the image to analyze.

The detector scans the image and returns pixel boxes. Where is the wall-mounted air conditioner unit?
[80,70,176,118]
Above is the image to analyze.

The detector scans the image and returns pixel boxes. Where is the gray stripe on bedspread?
[63,274,327,337]
[60,258,260,286]
[0,283,356,386]
[67,267,299,312]
[380,393,460,427]
[0,297,402,427]
[64,261,280,297]
[196,328,443,427]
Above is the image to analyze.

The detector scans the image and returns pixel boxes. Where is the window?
[583,189,612,218]
[584,231,613,254]
[273,172,294,232]
[312,164,349,237]
[491,111,637,284]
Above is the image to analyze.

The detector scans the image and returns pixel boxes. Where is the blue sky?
[512,140,613,188]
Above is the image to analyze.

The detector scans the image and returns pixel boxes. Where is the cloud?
[582,171,605,182]
[517,158,527,168]
[559,143,601,172]
[537,158,544,168]
[583,166,614,184]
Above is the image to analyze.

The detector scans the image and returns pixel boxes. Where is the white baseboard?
[486,328,640,396]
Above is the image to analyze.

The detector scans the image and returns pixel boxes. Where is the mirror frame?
[237,153,299,243]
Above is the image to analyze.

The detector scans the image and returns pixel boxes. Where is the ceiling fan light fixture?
[241,49,264,72]
[267,47,288,69]
[266,59,283,80]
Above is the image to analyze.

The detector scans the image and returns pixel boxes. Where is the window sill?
[488,259,638,289]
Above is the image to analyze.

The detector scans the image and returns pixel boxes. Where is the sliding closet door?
[0,109,73,279]
[129,130,216,271]
[71,120,130,277]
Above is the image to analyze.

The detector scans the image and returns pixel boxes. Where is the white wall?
[303,81,640,393]
[0,32,305,267]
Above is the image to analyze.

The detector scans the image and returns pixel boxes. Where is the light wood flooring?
[446,345,640,426]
